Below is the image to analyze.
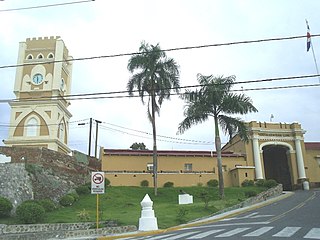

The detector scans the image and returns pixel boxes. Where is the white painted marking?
[141,233,175,239]
[163,231,200,240]
[250,214,274,218]
[184,221,270,230]
[186,229,225,239]
[215,227,250,237]
[273,227,301,237]
[304,228,320,239]
[243,226,274,236]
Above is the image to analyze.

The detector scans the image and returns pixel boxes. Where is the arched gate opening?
[262,145,292,190]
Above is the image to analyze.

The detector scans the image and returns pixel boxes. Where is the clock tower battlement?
[5,37,73,154]
[14,36,73,106]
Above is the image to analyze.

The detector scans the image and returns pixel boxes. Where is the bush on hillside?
[105,178,110,187]
[241,179,255,187]
[16,201,45,224]
[68,192,80,202]
[76,185,91,195]
[163,182,174,188]
[140,180,149,187]
[264,179,278,188]
[37,199,56,212]
[59,194,75,207]
[255,179,266,187]
[207,179,218,187]
[244,190,257,197]
[0,197,13,217]
[255,179,278,188]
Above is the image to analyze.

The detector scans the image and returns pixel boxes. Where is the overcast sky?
[0,0,319,154]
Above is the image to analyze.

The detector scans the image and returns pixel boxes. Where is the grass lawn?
[0,186,266,229]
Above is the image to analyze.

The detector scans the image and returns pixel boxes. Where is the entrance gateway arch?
[248,121,308,190]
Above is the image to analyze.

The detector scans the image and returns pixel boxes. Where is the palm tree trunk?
[151,92,158,196]
[214,116,225,199]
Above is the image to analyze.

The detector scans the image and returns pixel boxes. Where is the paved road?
[121,189,320,240]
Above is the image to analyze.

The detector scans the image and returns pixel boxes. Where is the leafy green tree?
[178,74,258,199]
[127,41,180,196]
[130,142,148,150]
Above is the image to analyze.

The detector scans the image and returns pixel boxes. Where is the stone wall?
[0,146,101,213]
[215,184,284,215]
[0,222,137,240]
[0,163,33,211]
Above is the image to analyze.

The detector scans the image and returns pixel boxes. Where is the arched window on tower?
[26,118,38,137]
[59,122,65,143]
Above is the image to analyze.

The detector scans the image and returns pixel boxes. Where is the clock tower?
[4,36,73,154]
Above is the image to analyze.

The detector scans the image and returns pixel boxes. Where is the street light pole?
[94,119,102,158]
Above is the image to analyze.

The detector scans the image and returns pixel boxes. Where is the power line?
[0,74,319,104]
[101,122,214,145]
[99,125,214,146]
[0,34,319,69]
[0,0,95,12]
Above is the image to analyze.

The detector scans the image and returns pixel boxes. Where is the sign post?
[91,172,105,229]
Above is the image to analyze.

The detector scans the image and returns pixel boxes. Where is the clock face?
[32,73,43,85]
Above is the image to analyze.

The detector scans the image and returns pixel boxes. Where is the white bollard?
[138,194,158,231]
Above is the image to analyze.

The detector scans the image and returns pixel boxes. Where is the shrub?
[241,179,255,187]
[37,199,56,212]
[104,178,111,187]
[0,197,13,217]
[245,190,257,198]
[176,207,189,224]
[207,179,218,187]
[199,191,210,209]
[59,195,75,207]
[16,201,45,224]
[264,179,278,188]
[255,179,266,187]
[163,182,174,188]
[77,209,90,222]
[140,180,149,187]
[68,192,80,202]
[76,185,91,195]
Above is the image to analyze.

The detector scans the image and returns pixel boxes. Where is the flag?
[306,20,311,52]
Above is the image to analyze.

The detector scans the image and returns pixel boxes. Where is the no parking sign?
[91,172,105,194]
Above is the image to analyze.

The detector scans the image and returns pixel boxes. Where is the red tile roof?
[103,149,244,157]
[305,142,320,150]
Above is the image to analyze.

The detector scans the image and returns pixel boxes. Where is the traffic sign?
[91,172,105,194]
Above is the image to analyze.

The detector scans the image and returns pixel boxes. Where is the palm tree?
[177,74,258,199]
[127,41,180,196]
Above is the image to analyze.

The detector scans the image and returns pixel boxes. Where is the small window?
[37,54,44,59]
[245,172,248,177]
[48,53,54,58]
[147,163,153,171]
[59,122,65,142]
[26,54,33,60]
[184,163,192,172]
[26,117,38,137]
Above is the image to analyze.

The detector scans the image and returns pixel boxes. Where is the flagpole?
[306,19,320,83]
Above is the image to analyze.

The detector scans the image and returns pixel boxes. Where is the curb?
[99,191,294,239]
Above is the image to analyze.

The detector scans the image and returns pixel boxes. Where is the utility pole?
[88,118,92,157]
[78,118,93,157]
[94,119,102,158]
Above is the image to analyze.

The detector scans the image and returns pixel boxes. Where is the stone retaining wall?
[215,184,283,215]
[0,222,137,240]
